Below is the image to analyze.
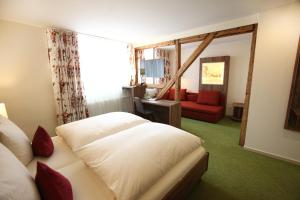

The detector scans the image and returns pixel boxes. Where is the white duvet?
[77,122,201,200]
[56,112,149,151]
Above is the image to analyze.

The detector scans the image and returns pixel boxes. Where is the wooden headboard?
[199,56,230,108]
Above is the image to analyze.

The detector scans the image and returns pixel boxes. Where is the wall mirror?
[136,47,172,87]
[285,37,300,132]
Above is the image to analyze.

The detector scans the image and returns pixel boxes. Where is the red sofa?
[164,89,225,123]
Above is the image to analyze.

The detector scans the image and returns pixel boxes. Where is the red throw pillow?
[35,162,73,200]
[168,88,187,100]
[32,126,54,157]
[197,90,220,106]
[168,88,175,100]
[186,93,198,102]
[162,91,169,100]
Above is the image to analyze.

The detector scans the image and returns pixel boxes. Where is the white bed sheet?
[26,136,80,177]
[27,135,206,200]
[77,122,202,200]
[139,146,206,200]
[58,161,116,200]
[58,145,205,200]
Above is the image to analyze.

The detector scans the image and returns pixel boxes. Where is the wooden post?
[239,24,258,146]
[156,33,215,99]
[175,40,181,101]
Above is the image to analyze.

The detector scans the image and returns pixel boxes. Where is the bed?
[1,112,209,200]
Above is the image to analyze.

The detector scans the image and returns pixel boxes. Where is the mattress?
[27,136,206,200]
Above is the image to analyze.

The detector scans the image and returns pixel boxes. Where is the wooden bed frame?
[163,152,209,200]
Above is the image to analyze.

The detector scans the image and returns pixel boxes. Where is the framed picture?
[199,56,230,112]
[201,62,225,85]
[285,36,300,132]
[199,56,230,91]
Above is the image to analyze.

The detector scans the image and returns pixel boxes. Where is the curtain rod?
[77,31,129,44]
[47,26,129,44]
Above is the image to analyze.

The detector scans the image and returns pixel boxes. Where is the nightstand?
[232,102,244,122]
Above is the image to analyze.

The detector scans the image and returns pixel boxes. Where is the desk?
[122,85,146,113]
[141,99,181,128]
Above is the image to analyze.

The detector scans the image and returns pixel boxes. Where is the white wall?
[169,35,251,115]
[245,2,300,163]
[168,2,300,163]
[0,20,57,138]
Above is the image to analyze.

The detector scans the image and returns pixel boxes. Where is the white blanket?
[56,112,149,151]
[77,122,201,200]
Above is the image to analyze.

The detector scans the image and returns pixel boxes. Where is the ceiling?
[0,0,294,44]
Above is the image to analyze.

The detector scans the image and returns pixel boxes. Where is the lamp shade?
[0,103,8,118]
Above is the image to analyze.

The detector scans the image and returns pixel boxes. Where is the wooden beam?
[156,33,215,99]
[215,24,254,38]
[134,24,256,50]
[175,40,181,101]
[179,24,255,44]
[179,34,208,44]
[239,24,258,146]
[135,40,175,51]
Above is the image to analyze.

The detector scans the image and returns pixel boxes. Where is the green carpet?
[181,117,300,200]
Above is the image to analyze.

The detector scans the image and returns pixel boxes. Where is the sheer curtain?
[78,34,131,116]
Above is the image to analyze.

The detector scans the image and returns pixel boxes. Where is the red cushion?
[182,109,223,123]
[181,101,224,114]
[197,90,220,106]
[162,91,169,100]
[168,88,187,100]
[186,92,198,102]
[35,162,73,200]
[32,126,54,157]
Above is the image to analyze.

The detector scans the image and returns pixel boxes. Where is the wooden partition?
[134,24,258,146]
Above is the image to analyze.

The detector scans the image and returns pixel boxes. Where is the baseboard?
[243,146,300,166]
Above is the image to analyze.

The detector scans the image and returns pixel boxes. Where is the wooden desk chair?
[133,97,156,122]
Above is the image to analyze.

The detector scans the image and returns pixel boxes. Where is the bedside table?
[232,102,244,122]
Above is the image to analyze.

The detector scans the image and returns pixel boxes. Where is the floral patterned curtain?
[46,28,89,125]
[127,44,136,85]
[136,50,145,83]
[154,48,171,84]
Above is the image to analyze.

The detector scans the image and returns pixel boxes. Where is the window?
[144,48,154,60]
[78,34,131,116]
[139,48,165,85]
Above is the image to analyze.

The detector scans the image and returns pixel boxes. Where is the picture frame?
[285,36,300,132]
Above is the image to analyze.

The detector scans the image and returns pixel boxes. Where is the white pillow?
[0,143,40,200]
[0,115,33,165]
